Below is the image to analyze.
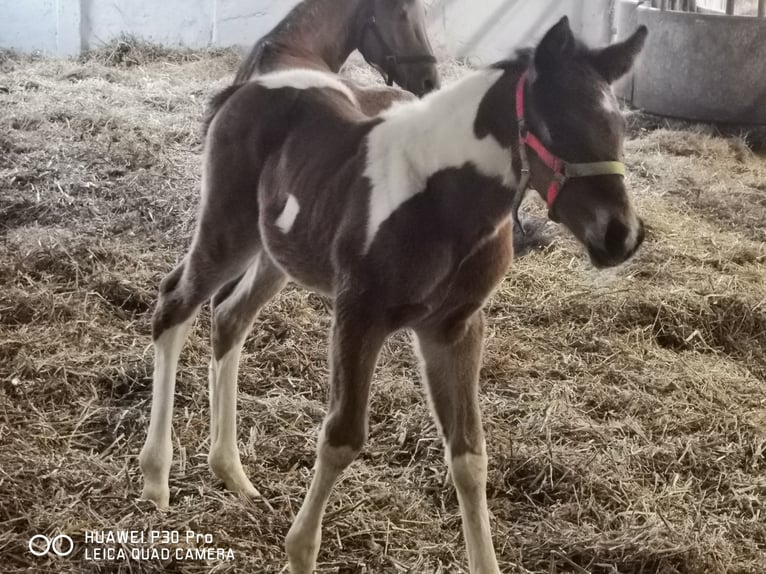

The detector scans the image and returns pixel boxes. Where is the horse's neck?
[274,0,362,72]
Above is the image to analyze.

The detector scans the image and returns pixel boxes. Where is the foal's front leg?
[414,312,500,574]
[285,295,388,574]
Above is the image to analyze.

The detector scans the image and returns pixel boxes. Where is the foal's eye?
[399,9,408,20]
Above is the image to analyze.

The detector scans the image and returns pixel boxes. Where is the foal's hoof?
[285,528,321,574]
[227,476,262,499]
[140,484,170,509]
[209,451,262,498]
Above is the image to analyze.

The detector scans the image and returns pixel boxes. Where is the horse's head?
[519,17,648,268]
[357,0,440,97]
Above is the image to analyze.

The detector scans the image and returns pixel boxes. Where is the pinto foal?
[140,17,647,574]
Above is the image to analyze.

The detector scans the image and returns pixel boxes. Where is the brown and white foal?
[140,17,647,573]
[233,0,439,114]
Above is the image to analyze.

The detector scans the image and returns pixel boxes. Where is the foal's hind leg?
[139,263,199,508]
[208,252,287,496]
[285,295,389,574]
[413,311,500,574]
[139,235,259,508]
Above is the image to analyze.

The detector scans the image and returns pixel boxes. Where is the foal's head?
[520,18,648,268]
[357,0,440,96]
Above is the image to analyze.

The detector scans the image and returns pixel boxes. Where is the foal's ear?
[534,16,576,72]
[590,26,648,84]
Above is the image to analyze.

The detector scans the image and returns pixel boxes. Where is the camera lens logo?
[28,534,74,557]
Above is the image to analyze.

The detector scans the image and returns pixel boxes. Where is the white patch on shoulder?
[257,69,358,106]
[276,194,300,234]
[363,68,516,252]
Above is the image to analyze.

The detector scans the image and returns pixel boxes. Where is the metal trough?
[615,0,766,124]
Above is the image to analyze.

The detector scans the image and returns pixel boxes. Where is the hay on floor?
[1,39,765,574]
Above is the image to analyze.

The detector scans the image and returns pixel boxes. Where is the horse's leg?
[413,311,500,574]
[207,252,287,496]
[139,216,260,509]
[285,294,388,574]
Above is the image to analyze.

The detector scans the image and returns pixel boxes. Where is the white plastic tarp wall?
[0,0,614,62]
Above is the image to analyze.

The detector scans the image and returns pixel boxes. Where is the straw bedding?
[1,41,764,573]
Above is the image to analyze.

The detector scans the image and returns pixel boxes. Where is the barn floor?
[1,44,765,574]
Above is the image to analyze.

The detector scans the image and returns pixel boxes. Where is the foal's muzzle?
[587,217,645,268]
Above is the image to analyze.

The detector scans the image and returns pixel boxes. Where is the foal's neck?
[277,0,364,72]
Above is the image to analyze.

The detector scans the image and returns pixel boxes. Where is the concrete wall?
[632,7,766,124]
[0,0,615,60]
[81,0,213,51]
[0,0,65,55]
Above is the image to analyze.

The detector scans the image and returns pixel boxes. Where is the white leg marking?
[208,359,220,446]
[276,194,301,234]
[286,436,358,574]
[450,450,500,574]
[208,342,261,497]
[208,256,270,497]
[139,318,195,508]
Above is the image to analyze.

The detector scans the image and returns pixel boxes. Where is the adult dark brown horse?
[232,0,439,114]
[140,17,647,573]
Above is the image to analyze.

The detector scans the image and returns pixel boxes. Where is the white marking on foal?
[257,68,358,106]
[208,256,262,497]
[208,343,260,497]
[286,435,358,574]
[450,450,500,574]
[363,69,517,252]
[276,194,300,234]
[139,318,195,508]
[585,207,612,248]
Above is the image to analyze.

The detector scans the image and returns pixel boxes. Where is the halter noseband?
[359,2,437,86]
[511,71,625,234]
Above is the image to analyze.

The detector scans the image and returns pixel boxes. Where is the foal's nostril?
[422,77,435,94]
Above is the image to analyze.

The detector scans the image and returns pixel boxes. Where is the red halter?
[512,71,626,231]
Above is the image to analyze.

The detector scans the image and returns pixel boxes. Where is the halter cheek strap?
[512,72,626,233]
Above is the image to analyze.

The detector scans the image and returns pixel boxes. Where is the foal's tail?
[201,84,245,140]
